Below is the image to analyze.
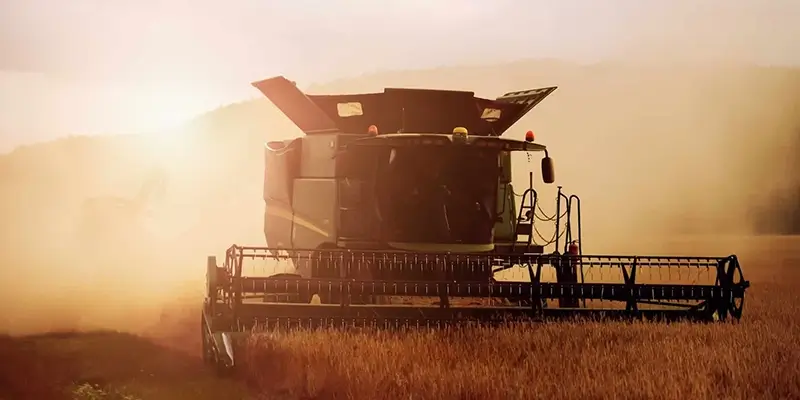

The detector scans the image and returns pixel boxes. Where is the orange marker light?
[368,125,379,135]
[525,130,535,142]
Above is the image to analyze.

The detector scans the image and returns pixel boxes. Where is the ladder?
[511,172,538,252]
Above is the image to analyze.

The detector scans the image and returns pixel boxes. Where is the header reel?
[201,245,749,373]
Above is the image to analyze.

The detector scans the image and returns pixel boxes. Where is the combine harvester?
[202,76,750,372]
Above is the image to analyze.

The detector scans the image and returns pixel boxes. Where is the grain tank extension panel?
[251,76,557,136]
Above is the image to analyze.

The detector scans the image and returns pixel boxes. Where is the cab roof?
[252,76,557,137]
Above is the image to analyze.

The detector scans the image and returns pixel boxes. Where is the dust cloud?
[0,114,290,336]
[1,42,798,336]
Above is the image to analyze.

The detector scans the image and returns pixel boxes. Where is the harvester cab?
[254,77,563,257]
[201,76,750,373]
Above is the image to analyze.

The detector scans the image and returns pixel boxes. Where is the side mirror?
[541,156,555,184]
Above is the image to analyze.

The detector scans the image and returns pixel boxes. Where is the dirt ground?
[0,235,796,400]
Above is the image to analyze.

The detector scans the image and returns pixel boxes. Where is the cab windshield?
[374,146,500,245]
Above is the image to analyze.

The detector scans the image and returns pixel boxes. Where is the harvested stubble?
[241,246,800,400]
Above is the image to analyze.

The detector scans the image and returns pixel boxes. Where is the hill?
[0,59,798,336]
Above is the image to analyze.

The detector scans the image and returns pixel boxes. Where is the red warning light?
[525,130,535,142]
[368,125,379,135]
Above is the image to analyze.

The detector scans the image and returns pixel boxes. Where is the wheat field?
[239,236,800,400]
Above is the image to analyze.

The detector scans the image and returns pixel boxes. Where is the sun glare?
[122,82,221,134]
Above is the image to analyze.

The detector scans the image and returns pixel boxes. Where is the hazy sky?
[1,0,798,151]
